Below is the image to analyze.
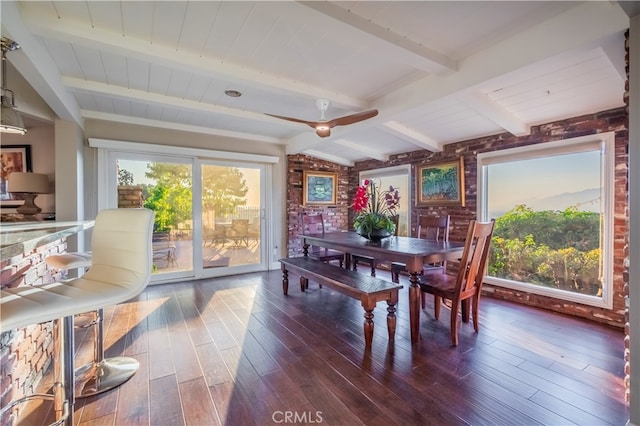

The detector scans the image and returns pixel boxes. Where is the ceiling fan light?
[316,124,330,131]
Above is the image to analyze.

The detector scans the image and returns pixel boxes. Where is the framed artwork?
[1,145,32,207]
[303,170,337,205]
[416,157,465,207]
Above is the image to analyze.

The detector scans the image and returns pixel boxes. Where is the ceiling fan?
[265,99,378,138]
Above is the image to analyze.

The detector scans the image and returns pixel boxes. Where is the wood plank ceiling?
[2,1,629,165]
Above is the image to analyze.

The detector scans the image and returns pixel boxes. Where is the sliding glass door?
[98,148,270,284]
[200,161,265,273]
[116,154,194,281]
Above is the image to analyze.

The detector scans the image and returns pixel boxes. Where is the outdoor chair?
[228,219,250,248]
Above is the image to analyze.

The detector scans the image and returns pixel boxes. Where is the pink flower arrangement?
[352,179,400,236]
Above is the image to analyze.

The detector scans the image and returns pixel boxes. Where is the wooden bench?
[279,257,403,347]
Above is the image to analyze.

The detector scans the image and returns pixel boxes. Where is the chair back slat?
[454,220,495,298]
[300,213,327,236]
[417,215,450,242]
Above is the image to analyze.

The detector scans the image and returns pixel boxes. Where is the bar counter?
[1,220,95,413]
[1,220,94,260]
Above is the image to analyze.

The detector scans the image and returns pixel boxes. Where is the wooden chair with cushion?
[390,215,450,290]
[300,213,345,267]
[351,215,399,276]
[418,219,495,346]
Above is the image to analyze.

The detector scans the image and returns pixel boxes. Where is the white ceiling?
[1,1,631,165]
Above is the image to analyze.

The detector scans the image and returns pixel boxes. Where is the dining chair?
[351,214,399,276]
[390,215,450,289]
[418,219,495,346]
[300,213,345,267]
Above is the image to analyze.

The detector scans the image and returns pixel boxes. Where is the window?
[477,132,614,308]
[359,165,410,236]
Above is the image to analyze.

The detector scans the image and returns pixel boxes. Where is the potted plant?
[352,179,400,240]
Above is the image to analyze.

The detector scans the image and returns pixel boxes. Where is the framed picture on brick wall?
[303,170,337,205]
[416,157,465,207]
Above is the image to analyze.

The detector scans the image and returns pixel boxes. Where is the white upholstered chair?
[1,208,154,425]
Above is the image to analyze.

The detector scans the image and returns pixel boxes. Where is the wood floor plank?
[178,377,220,426]
[114,353,149,426]
[149,375,184,426]
[146,295,175,380]
[194,342,233,386]
[176,294,213,347]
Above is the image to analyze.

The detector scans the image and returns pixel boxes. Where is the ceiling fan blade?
[265,103,378,138]
[264,113,317,129]
[328,109,378,127]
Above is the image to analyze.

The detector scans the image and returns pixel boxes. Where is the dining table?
[300,231,465,343]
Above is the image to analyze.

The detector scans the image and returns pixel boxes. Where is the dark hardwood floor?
[25,269,628,425]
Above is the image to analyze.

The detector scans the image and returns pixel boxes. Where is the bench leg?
[281,266,289,295]
[300,276,308,292]
[361,298,376,347]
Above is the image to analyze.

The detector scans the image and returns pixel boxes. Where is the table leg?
[344,253,352,270]
[409,272,421,343]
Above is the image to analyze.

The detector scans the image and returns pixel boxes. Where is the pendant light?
[1,37,27,135]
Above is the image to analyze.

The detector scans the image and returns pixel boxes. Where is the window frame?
[477,132,615,309]
[359,165,411,237]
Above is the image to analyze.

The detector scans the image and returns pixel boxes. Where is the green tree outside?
[489,204,602,296]
[128,162,249,233]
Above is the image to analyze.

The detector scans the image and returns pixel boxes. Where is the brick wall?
[622,29,631,405]
[0,238,68,426]
[286,155,350,257]
[117,185,144,208]
[287,112,628,329]
[348,106,628,328]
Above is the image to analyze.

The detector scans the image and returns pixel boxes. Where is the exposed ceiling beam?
[334,139,389,162]
[1,1,82,126]
[381,121,442,152]
[63,77,299,128]
[459,90,530,136]
[81,110,283,144]
[375,1,629,121]
[298,1,457,74]
[19,8,368,110]
[304,149,353,167]
[600,33,627,81]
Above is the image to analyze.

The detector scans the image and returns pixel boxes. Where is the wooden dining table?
[300,231,465,343]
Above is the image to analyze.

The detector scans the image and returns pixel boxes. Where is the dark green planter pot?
[356,226,392,241]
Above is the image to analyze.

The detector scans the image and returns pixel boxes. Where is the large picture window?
[477,133,614,308]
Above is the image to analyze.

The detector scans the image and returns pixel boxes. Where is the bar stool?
[1,208,154,425]
[46,251,140,398]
